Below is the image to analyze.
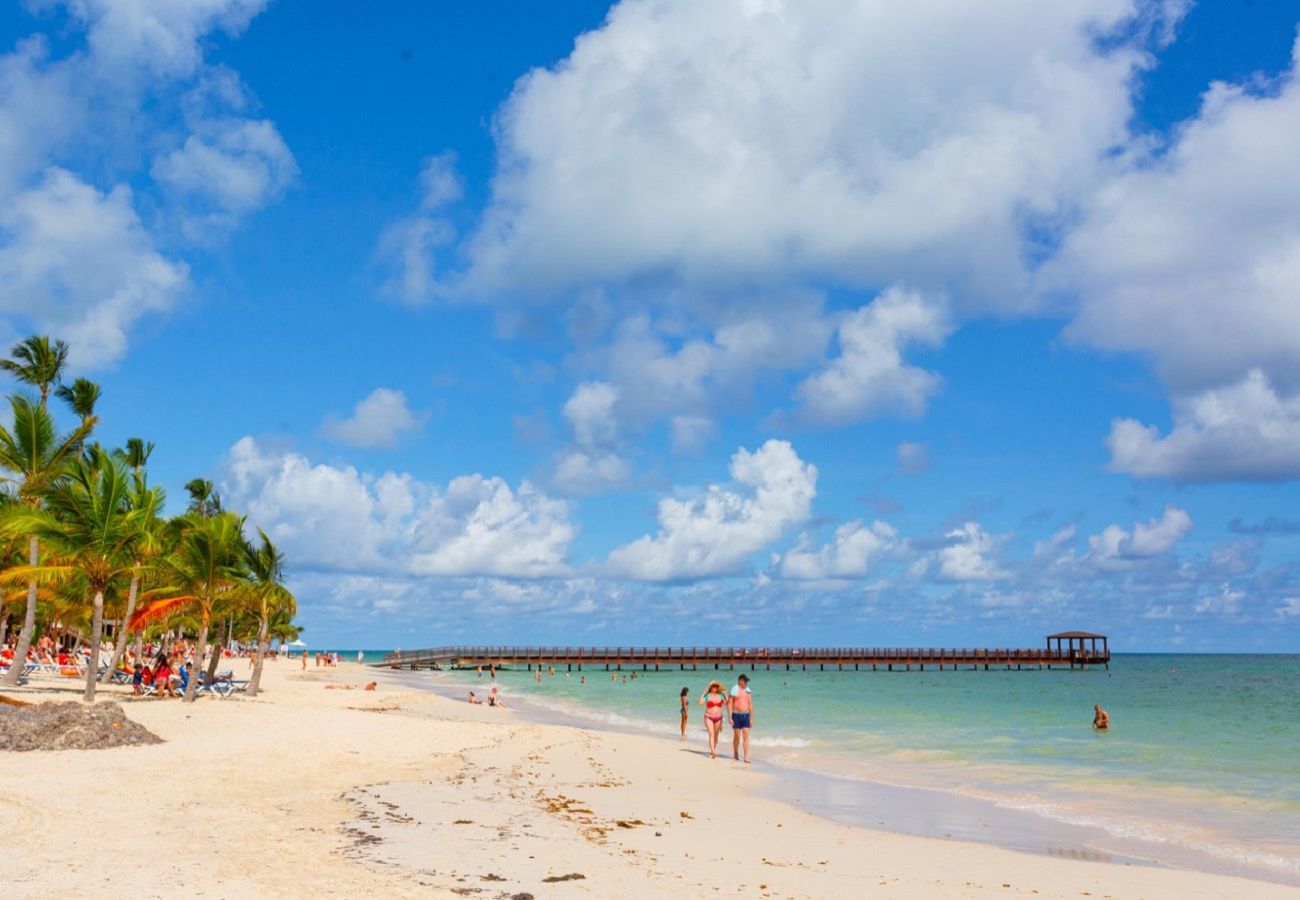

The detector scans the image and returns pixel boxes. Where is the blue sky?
[2,0,1299,651]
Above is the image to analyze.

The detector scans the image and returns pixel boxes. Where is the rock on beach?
[0,700,162,752]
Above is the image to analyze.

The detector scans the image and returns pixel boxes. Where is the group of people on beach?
[682,673,754,763]
[466,684,505,706]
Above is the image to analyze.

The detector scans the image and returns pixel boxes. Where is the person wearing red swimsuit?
[697,680,729,759]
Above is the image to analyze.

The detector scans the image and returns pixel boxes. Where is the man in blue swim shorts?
[730,673,753,764]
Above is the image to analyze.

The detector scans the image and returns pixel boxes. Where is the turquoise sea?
[363,652,1300,884]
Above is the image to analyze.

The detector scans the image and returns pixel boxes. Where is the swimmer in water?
[1093,703,1110,730]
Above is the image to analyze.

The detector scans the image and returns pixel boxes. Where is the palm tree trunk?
[248,616,270,697]
[204,631,226,684]
[83,590,105,703]
[101,572,140,682]
[2,537,39,687]
[184,618,209,703]
[0,594,7,647]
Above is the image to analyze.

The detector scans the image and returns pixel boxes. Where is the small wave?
[996,798,1300,875]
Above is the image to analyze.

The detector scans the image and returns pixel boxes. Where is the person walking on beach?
[699,680,728,758]
[679,687,690,741]
[730,674,753,763]
[1093,703,1110,730]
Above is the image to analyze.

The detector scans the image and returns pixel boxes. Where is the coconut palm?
[55,377,99,420]
[239,529,296,696]
[0,396,94,687]
[184,478,223,518]
[1,336,69,411]
[119,438,155,475]
[0,492,19,646]
[267,609,302,648]
[100,477,167,682]
[55,377,101,441]
[97,438,164,680]
[135,511,248,702]
[6,450,142,701]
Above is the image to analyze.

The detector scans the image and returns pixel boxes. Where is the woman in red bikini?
[697,680,729,759]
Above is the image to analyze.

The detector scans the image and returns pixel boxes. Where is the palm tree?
[0,492,20,647]
[0,396,94,687]
[239,529,296,696]
[100,478,166,682]
[6,450,141,701]
[266,609,302,649]
[184,478,223,518]
[98,438,164,681]
[1,336,69,411]
[135,511,248,702]
[56,377,100,424]
[119,438,155,475]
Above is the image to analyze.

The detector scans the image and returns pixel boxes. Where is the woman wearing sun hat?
[697,680,729,759]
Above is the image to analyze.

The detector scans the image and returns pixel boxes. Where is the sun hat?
[707,680,723,691]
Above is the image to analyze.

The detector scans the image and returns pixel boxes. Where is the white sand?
[3,661,1296,899]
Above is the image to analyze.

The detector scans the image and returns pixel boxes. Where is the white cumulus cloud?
[460,0,1153,306]
[1107,371,1300,482]
[152,118,296,237]
[319,388,429,450]
[551,380,631,494]
[1057,37,1300,394]
[407,475,576,578]
[607,439,816,581]
[779,520,899,580]
[937,522,1009,582]
[1088,505,1193,567]
[0,168,188,367]
[221,437,574,578]
[794,288,951,425]
[0,0,286,366]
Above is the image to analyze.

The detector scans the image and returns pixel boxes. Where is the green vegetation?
[0,334,300,702]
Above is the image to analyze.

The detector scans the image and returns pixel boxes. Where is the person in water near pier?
[699,680,728,758]
[730,674,753,763]
[1093,703,1109,730]
[679,687,690,741]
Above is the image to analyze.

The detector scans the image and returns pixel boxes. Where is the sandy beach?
[3,661,1297,900]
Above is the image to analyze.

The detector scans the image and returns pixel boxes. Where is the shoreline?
[389,665,1300,888]
[4,661,1298,898]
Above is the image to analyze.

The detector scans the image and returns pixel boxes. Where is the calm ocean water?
[359,652,1300,882]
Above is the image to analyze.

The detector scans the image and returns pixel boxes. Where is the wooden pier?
[377,632,1109,672]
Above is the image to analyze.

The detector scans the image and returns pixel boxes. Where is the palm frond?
[129,595,197,631]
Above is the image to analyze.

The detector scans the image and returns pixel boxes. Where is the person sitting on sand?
[468,691,482,704]
[1093,704,1110,730]
[488,685,505,707]
[154,659,173,698]
[698,681,728,759]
